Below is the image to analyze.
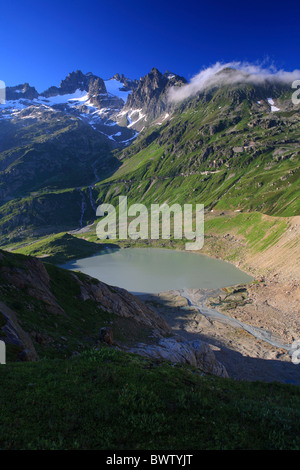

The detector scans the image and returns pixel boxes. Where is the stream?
[180,288,291,351]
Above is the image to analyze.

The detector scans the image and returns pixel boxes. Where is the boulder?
[129,336,228,378]
[0,301,39,362]
[99,327,114,345]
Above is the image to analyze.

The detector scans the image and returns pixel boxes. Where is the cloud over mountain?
[168,62,300,102]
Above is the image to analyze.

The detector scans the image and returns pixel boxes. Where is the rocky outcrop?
[99,327,114,345]
[112,73,139,91]
[6,83,39,101]
[124,68,187,124]
[0,301,39,362]
[0,250,229,377]
[129,337,228,378]
[42,70,107,97]
[0,250,66,316]
[76,272,171,336]
[126,68,186,110]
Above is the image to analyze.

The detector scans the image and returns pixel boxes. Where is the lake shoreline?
[60,243,299,384]
[60,246,254,295]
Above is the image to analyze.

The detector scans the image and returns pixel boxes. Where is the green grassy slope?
[0,250,157,361]
[0,347,299,450]
[12,233,104,264]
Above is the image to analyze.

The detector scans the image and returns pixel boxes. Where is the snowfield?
[104,78,131,103]
[267,98,280,112]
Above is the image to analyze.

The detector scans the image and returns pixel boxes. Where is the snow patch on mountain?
[38,89,89,106]
[127,109,145,127]
[104,78,131,103]
[267,98,280,112]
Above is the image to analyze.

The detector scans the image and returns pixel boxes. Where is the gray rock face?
[129,337,229,378]
[6,83,39,101]
[112,73,138,92]
[125,68,187,122]
[42,70,107,97]
[77,273,171,336]
[0,301,39,362]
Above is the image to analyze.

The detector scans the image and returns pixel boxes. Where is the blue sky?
[1,0,299,91]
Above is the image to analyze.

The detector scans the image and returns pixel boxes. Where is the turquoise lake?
[61,247,254,294]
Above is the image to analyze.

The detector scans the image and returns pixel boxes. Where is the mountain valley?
[0,63,299,449]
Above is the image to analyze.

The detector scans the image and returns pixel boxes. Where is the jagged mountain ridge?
[117,68,187,131]
[0,68,186,203]
[2,68,186,137]
[3,70,138,145]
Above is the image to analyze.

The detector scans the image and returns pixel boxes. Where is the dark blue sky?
[1,0,299,92]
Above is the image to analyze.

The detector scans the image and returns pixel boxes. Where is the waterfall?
[89,186,97,214]
[79,190,86,228]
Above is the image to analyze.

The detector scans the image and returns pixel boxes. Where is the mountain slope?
[0,68,299,247]
[0,249,170,361]
[95,77,300,217]
[0,249,299,451]
[117,68,187,131]
[0,68,189,244]
[0,115,121,201]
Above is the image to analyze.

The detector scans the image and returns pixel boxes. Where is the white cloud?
[168,61,300,103]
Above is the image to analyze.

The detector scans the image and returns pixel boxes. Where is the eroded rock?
[129,336,228,378]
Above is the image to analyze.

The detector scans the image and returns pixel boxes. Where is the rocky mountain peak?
[111,73,138,91]
[125,68,187,122]
[41,70,107,98]
[6,83,39,101]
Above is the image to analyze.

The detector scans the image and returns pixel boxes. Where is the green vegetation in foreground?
[0,347,299,450]
[12,233,107,264]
